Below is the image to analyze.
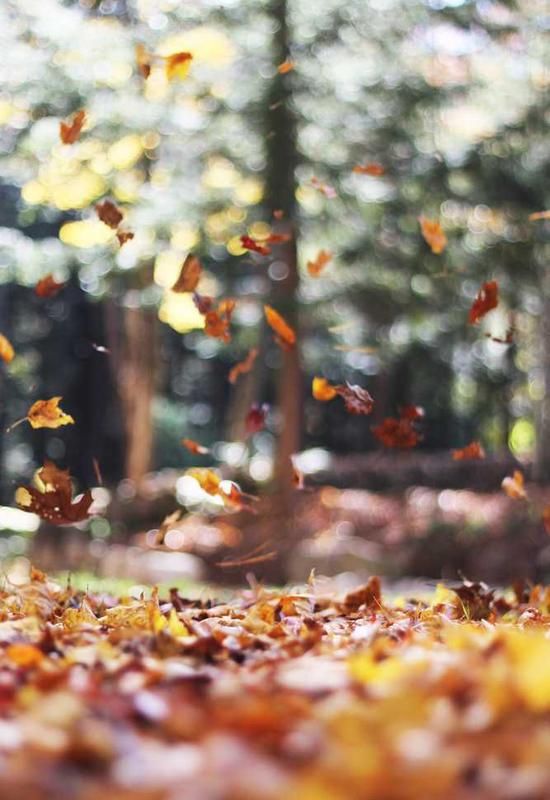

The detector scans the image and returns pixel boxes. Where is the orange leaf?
[0,333,15,364]
[59,109,86,145]
[312,377,338,402]
[27,397,74,430]
[186,468,221,496]
[220,482,259,513]
[203,299,236,343]
[6,643,44,668]
[529,211,550,221]
[172,254,202,293]
[264,305,296,350]
[15,461,93,525]
[353,162,385,176]
[419,216,447,254]
[229,348,258,384]
[240,235,271,256]
[452,441,486,461]
[277,59,295,74]
[336,383,374,415]
[35,274,65,298]
[165,51,193,81]
[502,470,527,501]
[469,280,499,325]
[96,200,124,229]
[307,250,332,277]
[181,438,210,455]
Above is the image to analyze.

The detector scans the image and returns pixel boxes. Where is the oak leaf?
[372,417,421,449]
[336,383,374,415]
[240,235,271,256]
[96,200,124,229]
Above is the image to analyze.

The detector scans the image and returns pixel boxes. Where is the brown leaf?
[27,397,74,430]
[15,461,93,525]
[96,200,124,230]
[228,348,258,384]
[59,110,86,145]
[336,383,374,415]
[172,254,202,293]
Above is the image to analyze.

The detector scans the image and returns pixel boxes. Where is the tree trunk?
[535,290,550,482]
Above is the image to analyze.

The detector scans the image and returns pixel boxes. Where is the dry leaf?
[172,254,202,293]
[452,442,486,461]
[312,377,338,402]
[0,333,15,364]
[6,643,44,668]
[203,299,236,343]
[277,60,295,74]
[116,230,134,247]
[372,417,421,449]
[240,235,271,256]
[229,348,258,384]
[264,305,296,350]
[469,280,499,325]
[336,383,374,415]
[502,470,527,501]
[96,200,124,229]
[27,397,74,430]
[353,163,385,176]
[15,461,93,525]
[182,438,210,455]
[245,403,269,434]
[419,216,447,254]
[136,43,152,79]
[59,109,86,145]
[35,275,65,298]
[307,250,332,277]
[186,468,222,496]
[165,51,193,81]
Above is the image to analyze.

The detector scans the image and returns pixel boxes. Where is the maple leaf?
[165,51,193,81]
[172,254,202,293]
[452,441,486,461]
[245,403,269,434]
[336,383,374,415]
[502,470,527,501]
[419,216,447,254]
[352,163,385,176]
[116,230,134,247]
[27,397,74,430]
[0,333,15,364]
[35,274,65,298]
[240,235,271,256]
[277,59,295,74]
[59,109,86,145]
[469,280,499,325]
[181,438,210,455]
[307,250,332,277]
[264,305,296,350]
[372,417,421,449]
[136,43,152,78]
[312,377,338,402]
[15,461,93,525]
[96,199,124,229]
[229,348,258,384]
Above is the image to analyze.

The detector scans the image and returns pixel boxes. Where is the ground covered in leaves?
[3,572,550,798]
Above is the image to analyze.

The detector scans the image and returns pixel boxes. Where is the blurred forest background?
[0,0,548,585]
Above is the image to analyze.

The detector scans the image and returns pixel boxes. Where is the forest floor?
[2,569,550,799]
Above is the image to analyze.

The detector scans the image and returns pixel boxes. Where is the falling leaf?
[186,468,222,496]
[502,470,527,501]
[452,441,486,461]
[229,348,258,384]
[172,254,202,293]
[96,200,124,229]
[399,405,424,421]
[245,403,269,435]
[264,305,296,350]
[543,506,550,535]
[265,232,292,245]
[307,250,332,277]
[292,464,305,490]
[312,377,338,402]
[0,333,15,364]
[204,299,236,343]
[193,292,214,315]
[116,230,134,247]
[310,177,337,199]
[529,211,550,221]
[27,397,74,430]
[15,461,93,525]
[240,235,271,256]
[277,59,295,74]
[136,43,152,79]
[336,383,374,415]
[35,274,65,298]
[372,417,421,449]
[469,280,499,325]
[220,482,259,513]
[353,163,385,176]
[165,51,193,81]
[182,438,210,455]
[59,109,86,145]
[419,217,447,254]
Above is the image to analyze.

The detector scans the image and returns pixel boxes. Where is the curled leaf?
[96,200,124,230]
[307,250,332,277]
[228,348,258,384]
[419,217,447,254]
[336,383,374,415]
[35,275,65,298]
[59,110,86,145]
[0,333,15,364]
[264,305,296,350]
[172,254,202,293]
[452,442,486,461]
[15,461,93,525]
[469,280,499,325]
[27,397,74,430]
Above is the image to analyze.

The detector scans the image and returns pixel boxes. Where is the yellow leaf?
[312,377,338,401]
[27,397,75,430]
[0,333,14,363]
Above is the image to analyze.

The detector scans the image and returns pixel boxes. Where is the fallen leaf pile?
[2,572,550,798]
